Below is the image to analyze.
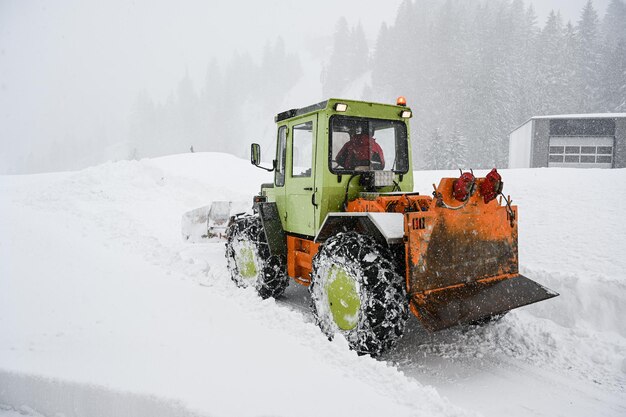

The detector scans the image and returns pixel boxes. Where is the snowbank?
[1,153,624,416]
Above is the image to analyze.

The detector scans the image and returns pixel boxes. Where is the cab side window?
[292,121,313,177]
[275,126,287,186]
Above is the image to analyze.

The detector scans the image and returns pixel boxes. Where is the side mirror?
[250,143,275,172]
[251,143,261,166]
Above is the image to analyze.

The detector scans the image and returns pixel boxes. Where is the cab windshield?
[329,116,409,174]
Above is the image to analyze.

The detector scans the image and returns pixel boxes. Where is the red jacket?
[336,134,385,170]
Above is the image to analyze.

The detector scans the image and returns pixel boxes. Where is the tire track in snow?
[267,264,626,416]
[2,160,473,417]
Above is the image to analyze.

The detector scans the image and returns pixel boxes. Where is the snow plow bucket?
[410,275,558,331]
[181,201,231,242]
[406,177,558,331]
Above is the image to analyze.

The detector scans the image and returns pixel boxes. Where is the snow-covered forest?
[128,39,302,159]
[361,0,626,168]
[125,0,625,170]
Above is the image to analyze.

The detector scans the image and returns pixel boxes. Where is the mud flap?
[258,202,287,257]
[411,275,559,332]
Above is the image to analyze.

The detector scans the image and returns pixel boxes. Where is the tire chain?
[225,215,289,299]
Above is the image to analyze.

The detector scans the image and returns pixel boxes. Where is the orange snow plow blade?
[405,177,558,331]
[410,274,558,331]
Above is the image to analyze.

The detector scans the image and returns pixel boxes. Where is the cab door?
[285,115,318,237]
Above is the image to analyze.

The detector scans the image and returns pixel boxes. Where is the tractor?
[224,98,557,356]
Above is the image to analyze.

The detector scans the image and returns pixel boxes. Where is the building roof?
[532,113,626,119]
[510,113,626,134]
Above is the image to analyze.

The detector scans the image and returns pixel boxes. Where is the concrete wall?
[531,119,550,168]
[615,118,626,168]
[508,120,533,168]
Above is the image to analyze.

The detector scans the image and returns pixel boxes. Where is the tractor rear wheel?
[310,232,408,356]
[225,215,289,299]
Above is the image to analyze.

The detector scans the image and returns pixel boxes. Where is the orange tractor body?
[283,174,555,332]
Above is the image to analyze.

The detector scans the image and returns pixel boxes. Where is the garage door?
[548,136,614,168]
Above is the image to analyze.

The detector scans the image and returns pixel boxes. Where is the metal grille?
[548,135,614,168]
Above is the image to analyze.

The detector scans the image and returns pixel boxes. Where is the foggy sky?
[0,0,612,173]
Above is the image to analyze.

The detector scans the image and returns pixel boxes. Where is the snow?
[1,153,625,416]
[368,212,405,242]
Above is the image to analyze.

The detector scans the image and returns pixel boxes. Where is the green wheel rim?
[237,246,258,279]
[326,266,361,330]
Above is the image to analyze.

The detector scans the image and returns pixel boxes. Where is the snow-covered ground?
[1,153,624,417]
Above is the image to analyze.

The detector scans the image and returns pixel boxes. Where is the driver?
[336,133,385,170]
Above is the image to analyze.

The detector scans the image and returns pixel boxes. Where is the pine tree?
[445,129,469,170]
[371,23,393,99]
[322,17,352,97]
[601,0,626,49]
[510,2,539,123]
[598,0,626,111]
[598,39,626,111]
[424,128,445,170]
[323,18,370,98]
[560,21,579,113]
[349,22,369,80]
[575,0,601,112]
[535,11,567,115]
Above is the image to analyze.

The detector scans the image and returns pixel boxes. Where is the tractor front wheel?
[310,232,408,356]
[225,215,289,299]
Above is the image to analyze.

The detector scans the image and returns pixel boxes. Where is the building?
[508,113,626,168]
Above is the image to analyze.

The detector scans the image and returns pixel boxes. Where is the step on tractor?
[225,98,558,356]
